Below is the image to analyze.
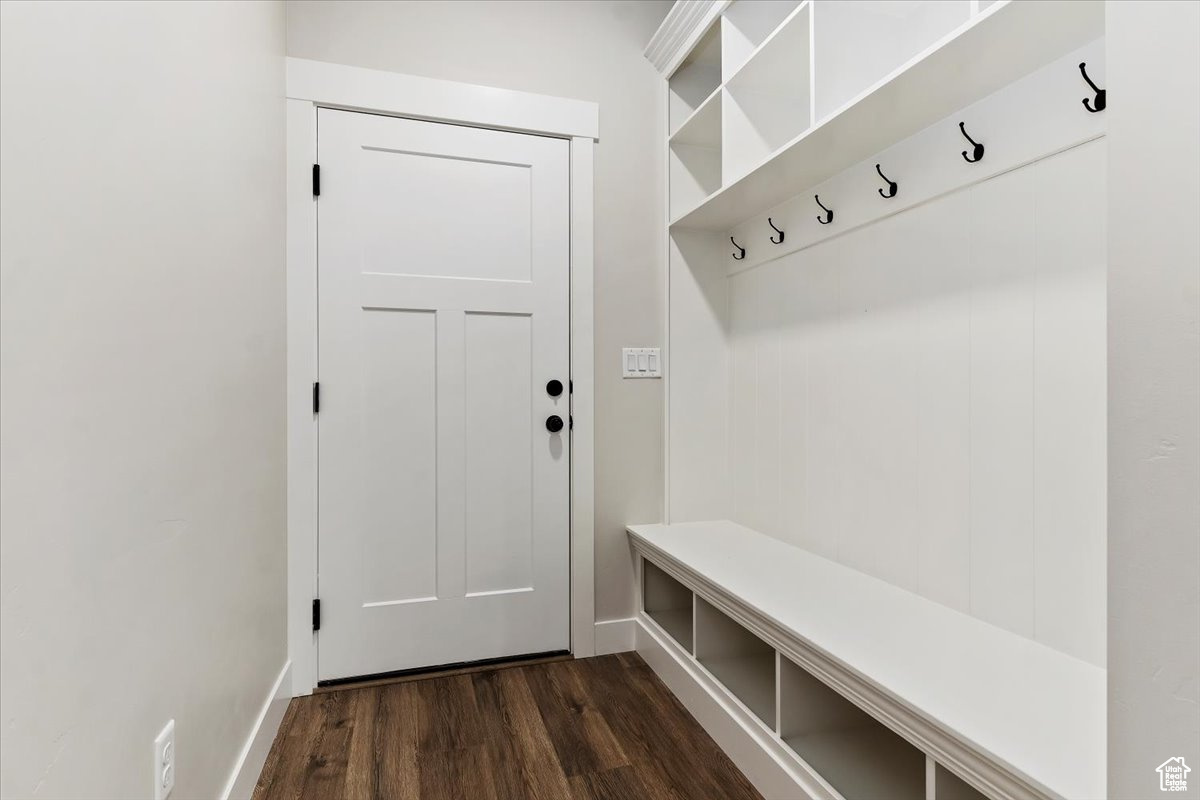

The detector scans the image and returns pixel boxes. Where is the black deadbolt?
[545,415,564,433]
[546,379,564,397]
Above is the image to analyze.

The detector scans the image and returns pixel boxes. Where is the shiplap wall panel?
[967,165,1037,638]
[1032,142,1107,667]
[914,198,972,613]
[727,139,1106,666]
[668,229,731,523]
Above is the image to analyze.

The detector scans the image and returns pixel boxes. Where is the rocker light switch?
[622,348,661,379]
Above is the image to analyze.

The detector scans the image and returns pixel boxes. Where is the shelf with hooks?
[669,0,1104,231]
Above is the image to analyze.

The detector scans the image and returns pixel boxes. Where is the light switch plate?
[622,347,661,379]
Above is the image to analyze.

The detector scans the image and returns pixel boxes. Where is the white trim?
[286,60,597,695]
[286,98,318,696]
[570,136,597,659]
[220,661,292,800]
[644,1,729,76]
[286,58,598,141]
[594,617,637,655]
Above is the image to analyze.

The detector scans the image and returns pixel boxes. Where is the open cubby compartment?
[642,559,694,652]
[721,0,804,81]
[779,655,926,800]
[669,20,722,136]
[694,597,776,729]
[812,0,972,122]
[932,764,989,800]
[669,143,721,222]
[722,3,810,184]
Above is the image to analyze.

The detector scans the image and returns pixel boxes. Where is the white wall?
[0,2,287,798]
[1106,1,1200,796]
[286,0,671,624]
[725,139,1107,667]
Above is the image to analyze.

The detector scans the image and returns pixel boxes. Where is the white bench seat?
[628,520,1105,800]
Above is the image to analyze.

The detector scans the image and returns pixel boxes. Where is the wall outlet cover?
[154,719,175,800]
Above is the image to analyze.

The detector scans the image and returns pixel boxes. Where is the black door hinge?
[312,164,321,197]
[312,598,321,632]
[312,382,320,414]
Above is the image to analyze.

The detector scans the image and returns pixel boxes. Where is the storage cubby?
[933,764,989,800]
[642,559,694,652]
[812,0,970,122]
[694,598,776,728]
[779,656,925,800]
[721,0,804,81]
[669,88,722,220]
[669,20,722,135]
[723,3,810,183]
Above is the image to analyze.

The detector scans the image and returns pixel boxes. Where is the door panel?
[464,311,534,597]
[317,109,570,681]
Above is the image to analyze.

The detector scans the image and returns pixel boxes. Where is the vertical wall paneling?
[1032,139,1107,666]
[668,229,731,523]
[967,166,1037,639]
[914,200,972,613]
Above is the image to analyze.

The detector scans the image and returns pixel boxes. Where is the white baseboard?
[594,617,636,655]
[635,617,834,800]
[221,660,292,800]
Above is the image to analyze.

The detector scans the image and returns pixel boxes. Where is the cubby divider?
[721,0,804,81]
[642,560,694,652]
[722,3,810,183]
[779,655,926,800]
[694,597,776,728]
[932,764,989,800]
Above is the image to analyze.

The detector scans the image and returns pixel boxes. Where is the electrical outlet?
[153,720,175,800]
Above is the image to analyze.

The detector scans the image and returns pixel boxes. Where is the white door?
[316,108,571,682]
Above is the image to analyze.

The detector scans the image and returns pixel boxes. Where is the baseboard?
[221,660,292,800]
[594,617,636,655]
[635,617,835,800]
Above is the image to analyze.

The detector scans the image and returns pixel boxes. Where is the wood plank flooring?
[253,652,762,800]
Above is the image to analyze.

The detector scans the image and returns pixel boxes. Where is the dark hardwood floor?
[253,652,763,800]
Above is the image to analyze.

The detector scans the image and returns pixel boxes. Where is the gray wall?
[0,2,287,797]
[286,0,671,624]
[1107,1,1200,796]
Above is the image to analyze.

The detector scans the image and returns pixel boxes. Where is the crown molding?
[644,0,728,76]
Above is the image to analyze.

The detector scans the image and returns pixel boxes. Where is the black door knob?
[545,415,564,433]
[546,379,563,397]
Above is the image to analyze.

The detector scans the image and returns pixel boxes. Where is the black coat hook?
[959,122,984,163]
[814,195,833,225]
[1079,62,1106,113]
[731,236,745,260]
[767,218,785,244]
[875,164,898,198]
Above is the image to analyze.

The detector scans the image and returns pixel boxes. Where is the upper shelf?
[670,0,1104,231]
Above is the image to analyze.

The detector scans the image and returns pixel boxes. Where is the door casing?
[285,57,597,696]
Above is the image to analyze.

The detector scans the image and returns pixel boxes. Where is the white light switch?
[622,347,661,379]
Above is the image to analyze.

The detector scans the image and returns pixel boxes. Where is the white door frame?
[285,57,597,696]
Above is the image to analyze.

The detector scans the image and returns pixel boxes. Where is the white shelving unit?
[664,0,1104,230]
[630,520,1106,800]
[645,3,1109,799]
